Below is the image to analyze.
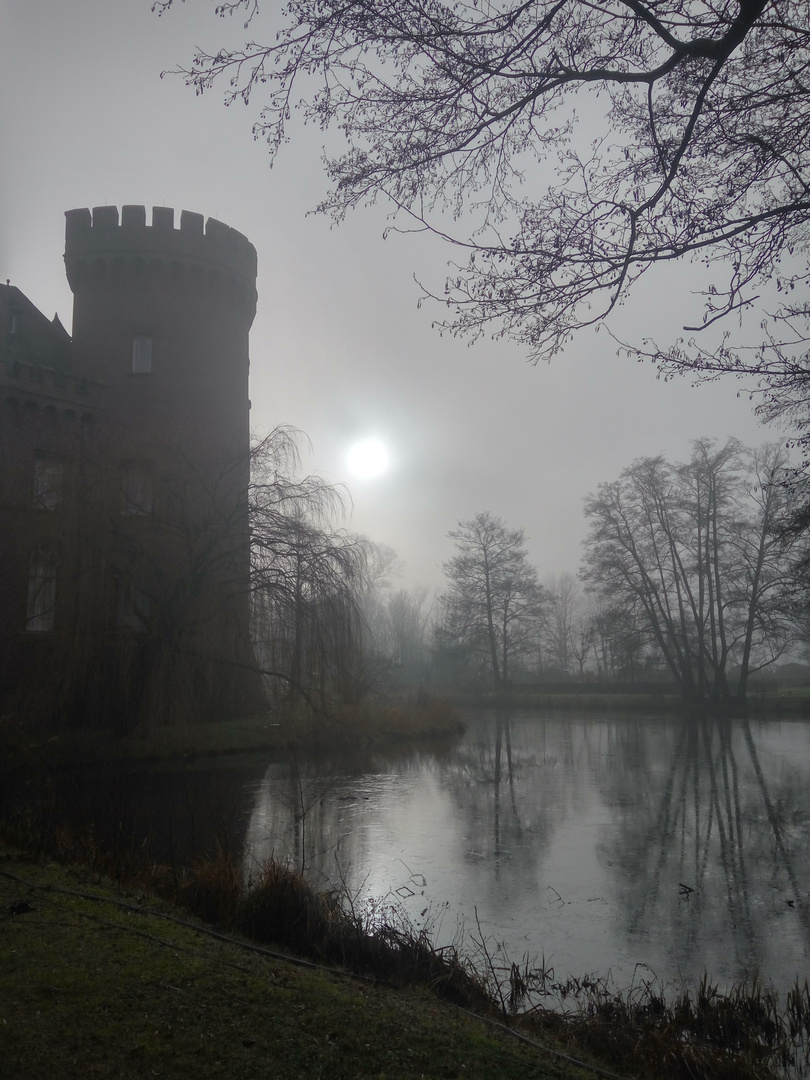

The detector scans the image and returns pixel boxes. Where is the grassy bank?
[0,690,464,771]
[3,826,810,1080]
[0,850,594,1080]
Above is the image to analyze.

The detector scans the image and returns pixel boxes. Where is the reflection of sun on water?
[347,438,389,479]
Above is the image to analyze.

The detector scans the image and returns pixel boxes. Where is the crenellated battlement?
[64,206,258,313]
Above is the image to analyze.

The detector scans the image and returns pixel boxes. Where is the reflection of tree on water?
[492,712,518,865]
[245,757,373,882]
[243,746,461,887]
[437,712,574,897]
[246,758,342,875]
[239,713,810,993]
[242,717,572,924]
[598,715,810,984]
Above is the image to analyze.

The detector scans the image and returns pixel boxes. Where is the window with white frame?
[131,335,152,374]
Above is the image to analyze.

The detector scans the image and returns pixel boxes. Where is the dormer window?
[132,335,152,374]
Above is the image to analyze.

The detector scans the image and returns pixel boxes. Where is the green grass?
[4,834,809,1080]
[0,852,593,1080]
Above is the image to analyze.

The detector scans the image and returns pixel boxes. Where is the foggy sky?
[1,0,778,591]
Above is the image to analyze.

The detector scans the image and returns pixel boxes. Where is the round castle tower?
[64,204,257,461]
[63,205,264,719]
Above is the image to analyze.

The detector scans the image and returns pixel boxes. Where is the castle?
[0,206,265,725]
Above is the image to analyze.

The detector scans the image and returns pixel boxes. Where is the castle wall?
[0,207,266,725]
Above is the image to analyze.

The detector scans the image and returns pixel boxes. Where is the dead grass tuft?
[329,689,464,742]
[158,848,490,1009]
[495,964,810,1080]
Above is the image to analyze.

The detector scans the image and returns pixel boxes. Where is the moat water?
[18,711,810,997]
[242,712,810,996]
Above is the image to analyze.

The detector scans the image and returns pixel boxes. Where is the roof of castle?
[0,284,71,371]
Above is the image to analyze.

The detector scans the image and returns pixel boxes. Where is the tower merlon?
[64,205,258,288]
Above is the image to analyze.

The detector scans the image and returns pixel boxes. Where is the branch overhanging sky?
[0,0,777,590]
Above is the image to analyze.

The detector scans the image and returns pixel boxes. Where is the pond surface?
[10,710,810,997]
[243,712,810,996]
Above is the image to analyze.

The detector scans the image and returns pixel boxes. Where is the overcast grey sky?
[1,0,779,590]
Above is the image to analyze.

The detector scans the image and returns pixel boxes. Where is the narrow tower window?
[132,335,152,374]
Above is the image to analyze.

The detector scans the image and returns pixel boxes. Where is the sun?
[347,437,389,479]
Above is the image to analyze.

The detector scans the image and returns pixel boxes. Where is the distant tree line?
[133,432,810,715]
[414,439,809,706]
[27,420,809,727]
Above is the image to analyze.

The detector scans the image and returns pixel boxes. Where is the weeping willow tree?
[249,427,376,716]
[9,423,380,731]
[0,413,387,731]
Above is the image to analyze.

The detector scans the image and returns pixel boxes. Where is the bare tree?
[591,604,654,683]
[353,542,402,661]
[541,572,582,677]
[583,602,641,682]
[569,614,596,681]
[440,511,544,686]
[582,439,799,703]
[157,1,810,383]
[383,585,433,681]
